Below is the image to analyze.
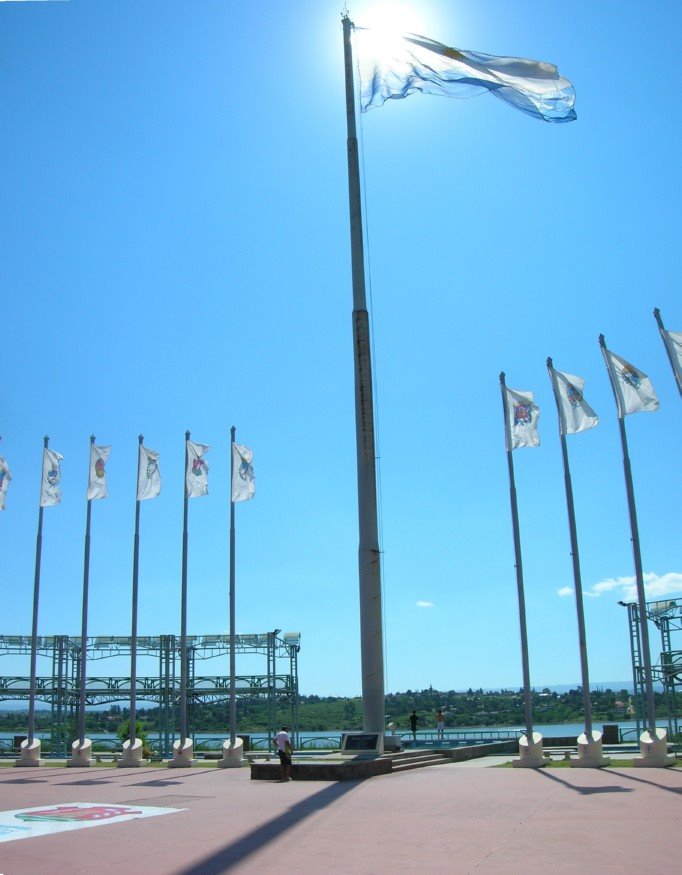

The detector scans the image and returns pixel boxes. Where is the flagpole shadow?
[177,779,363,875]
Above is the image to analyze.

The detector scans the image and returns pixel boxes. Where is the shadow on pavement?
[178,779,363,874]
[607,769,682,796]
[533,769,633,795]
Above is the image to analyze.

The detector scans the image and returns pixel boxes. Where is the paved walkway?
[0,760,679,873]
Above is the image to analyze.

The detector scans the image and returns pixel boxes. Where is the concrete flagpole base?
[167,738,196,768]
[633,728,675,767]
[14,738,43,768]
[512,732,547,768]
[118,738,144,767]
[66,738,92,767]
[570,730,610,768]
[217,737,244,768]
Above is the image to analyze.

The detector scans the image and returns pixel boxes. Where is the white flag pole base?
[167,737,196,768]
[15,738,43,768]
[118,737,144,767]
[633,728,675,767]
[512,732,547,768]
[217,737,244,768]
[66,738,92,767]
[570,730,610,768]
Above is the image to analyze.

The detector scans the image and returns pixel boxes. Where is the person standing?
[274,725,292,781]
[435,709,445,740]
[408,710,419,743]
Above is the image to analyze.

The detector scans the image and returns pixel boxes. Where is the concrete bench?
[93,753,121,763]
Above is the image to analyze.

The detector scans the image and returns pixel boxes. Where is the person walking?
[273,725,293,781]
[435,709,445,740]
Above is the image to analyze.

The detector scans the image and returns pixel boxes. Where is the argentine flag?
[354,27,576,123]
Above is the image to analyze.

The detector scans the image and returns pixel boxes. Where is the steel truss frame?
[622,597,681,745]
[0,632,300,757]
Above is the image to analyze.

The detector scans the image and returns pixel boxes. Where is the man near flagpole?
[219,430,255,769]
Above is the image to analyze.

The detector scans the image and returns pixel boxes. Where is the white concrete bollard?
[167,737,196,768]
[633,728,674,768]
[67,738,93,767]
[512,731,546,768]
[118,737,144,767]
[15,738,43,768]
[217,737,244,768]
[571,730,610,768]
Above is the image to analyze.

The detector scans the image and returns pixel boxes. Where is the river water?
[0,720,651,752]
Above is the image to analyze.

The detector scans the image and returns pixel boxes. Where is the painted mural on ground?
[0,802,182,843]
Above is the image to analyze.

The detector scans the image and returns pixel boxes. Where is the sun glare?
[357,2,432,37]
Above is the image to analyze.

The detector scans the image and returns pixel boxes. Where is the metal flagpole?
[179,431,190,745]
[229,426,237,745]
[654,308,682,398]
[599,335,657,734]
[499,373,534,742]
[129,435,143,748]
[78,435,95,746]
[27,436,49,746]
[546,359,593,737]
[342,14,385,736]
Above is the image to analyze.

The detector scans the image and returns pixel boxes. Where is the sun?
[355,1,432,37]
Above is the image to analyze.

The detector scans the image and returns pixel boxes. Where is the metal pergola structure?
[0,631,300,757]
[621,597,681,745]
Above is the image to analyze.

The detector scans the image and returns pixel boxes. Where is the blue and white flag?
[657,326,682,397]
[504,386,540,450]
[549,369,598,435]
[602,348,659,417]
[41,447,63,507]
[87,443,111,501]
[0,455,11,510]
[186,439,210,499]
[137,444,161,501]
[353,27,576,123]
[231,442,255,503]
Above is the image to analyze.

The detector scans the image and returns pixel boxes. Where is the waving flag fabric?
[0,456,11,510]
[550,369,598,435]
[186,440,210,498]
[602,348,659,417]
[231,443,255,503]
[137,444,161,501]
[504,386,540,450]
[87,444,111,500]
[658,328,682,396]
[41,448,63,507]
[353,26,576,123]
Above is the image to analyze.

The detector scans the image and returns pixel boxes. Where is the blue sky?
[1,0,680,699]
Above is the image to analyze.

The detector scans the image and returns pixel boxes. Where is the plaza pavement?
[0,757,679,874]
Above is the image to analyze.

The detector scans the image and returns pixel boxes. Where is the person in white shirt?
[273,726,292,781]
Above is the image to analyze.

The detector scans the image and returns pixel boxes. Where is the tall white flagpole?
[229,426,237,746]
[499,374,534,745]
[598,335,657,735]
[23,437,49,766]
[342,14,385,738]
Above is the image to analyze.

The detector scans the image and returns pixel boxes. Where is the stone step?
[392,756,452,772]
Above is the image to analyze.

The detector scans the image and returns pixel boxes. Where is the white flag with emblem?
[137,444,161,501]
[602,348,659,417]
[0,456,11,510]
[504,386,540,450]
[231,443,255,502]
[659,328,682,396]
[87,443,111,500]
[41,448,63,507]
[550,369,599,435]
[186,440,210,498]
